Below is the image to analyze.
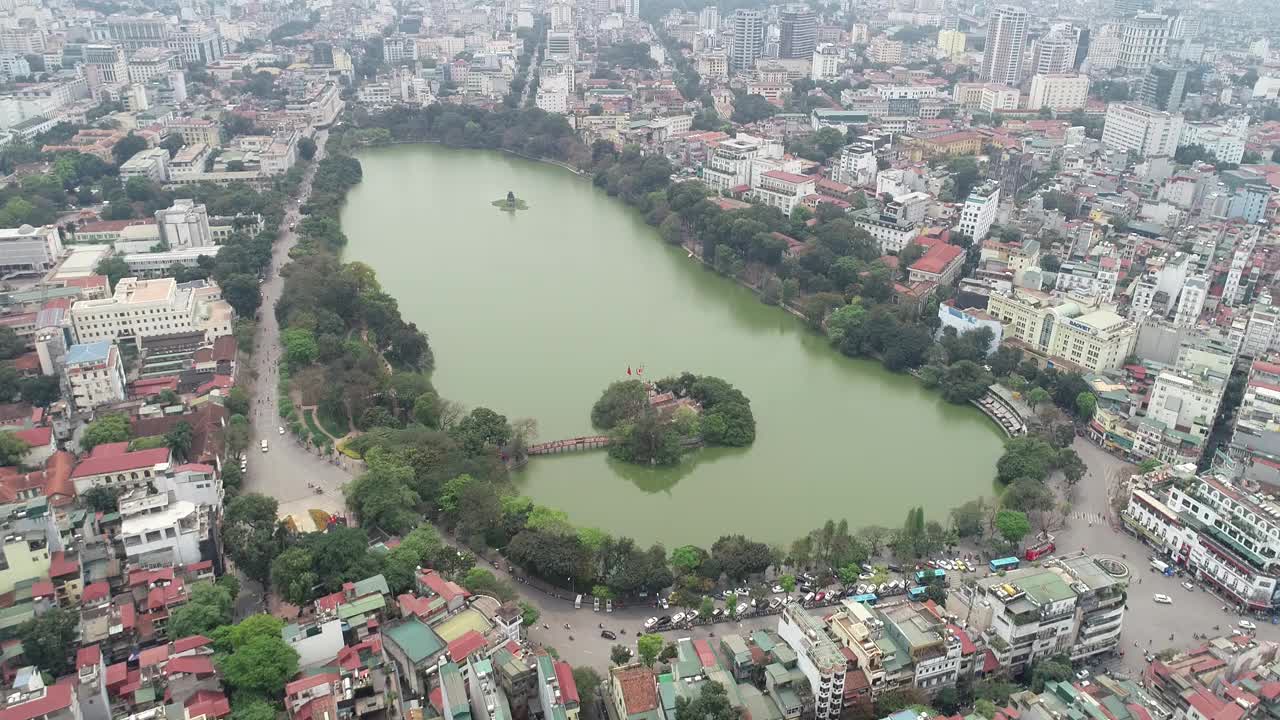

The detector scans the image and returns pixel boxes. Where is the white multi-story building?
[957,181,1000,242]
[730,9,765,70]
[1031,25,1078,75]
[832,143,877,187]
[119,147,170,183]
[545,30,576,62]
[1118,13,1170,72]
[0,224,63,274]
[1222,228,1258,308]
[71,277,233,347]
[980,5,1028,85]
[118,491,207,566]
[701,136,779,191]
[535,61,574,114]
[946,554,1127,672]
[1047,310,1137,372]
[1028,73,1090,111]
[752,171,815,216]
[168,117,221,148]
[937,30,966,58]
[1179,121,1247,165]
[62,341,126,411]
[777,605,845,720]
[1124,475,1280,611]
[155,199,212,249]
[127,47,180,84]
[811,44,840,80]
[383,33,419,63]
[169,24,222,65]
[979,85,1020,112]
[1147,366,1225,442]
[1054,261,1118,302]
[1101,103,1183,158]
[1174,276,1208,327]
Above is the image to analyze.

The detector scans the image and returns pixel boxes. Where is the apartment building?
[946,554,1127,672]
[1046,310,1138,372]
[1118,13,1170,72]
[118,490,207,567]
[168,118,221,148]
[832,143,877,187]
[71,278,233,347]
[1102,103,1183,158]
[1146,365,1226,443]
[62,341,126,412]
[777,605,845,720]
[1028,74,1090,111]
[156,199,213,249]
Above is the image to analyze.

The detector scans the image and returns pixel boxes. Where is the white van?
[260,440,268,452]
[574,594,582,609]
[803,592,815,604]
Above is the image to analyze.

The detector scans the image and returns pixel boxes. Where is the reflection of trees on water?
[607,445,749,494]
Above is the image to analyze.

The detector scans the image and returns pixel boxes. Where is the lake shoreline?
[340,142,1006,545]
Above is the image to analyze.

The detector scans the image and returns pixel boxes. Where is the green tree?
[995,509,1031,545]
[675,681,737,720]
[82,485,119,512]
[779,574,796,592]
[0,432,28,466]
[611,645,633,666]
[1026,387,1051,409]
[18,606,78,676]
[281,327,319,366]
[0,327,25,359]
[213,614,300,698]
[165,420,195,462]
[573,667,604,717]
[637,633,664,666]
[270,546,318,607]
[223,494,284,587]
[951,498,986,538]
[519,601,540,627]
[168,581,235,639]
[229,699,276,720]
[81,414,130,451]
[1076,391,1097,420]
[1031,654,1073,691]
[591,380,649,429]
[111,132,147,165]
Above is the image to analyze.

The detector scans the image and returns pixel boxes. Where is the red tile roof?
[29,581,53,598]
[165,655,215,676]
[185,690,231,720]
[615,666,658,714]
[761,170,812,185]
[555,661,580,705]
[285,672,338,697]
[72,447,170,478]
[419,569,469,603]
[12,427,49,447]
[447,630,487,663]
[0,680,74,720]
[76,645,101,670]
[82,582,110,604]
[138,645,170,668]
[105,662,127,688]
[910,242,965,275]
[172,635,212,654]
[47,551,77,579]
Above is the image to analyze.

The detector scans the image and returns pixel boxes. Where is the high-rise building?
[730,9,765,70]
[1139,63,1194,112]
[1073,27,1091,68]
[1029,73,1090,110]
[937,29,966,57]
[980,5,1028,85]
[91,14,173,52]
[1113,0,1152,16]
[811,43,840,80]
[1101,103,1183,158]
[958,181,1000,242]
[778,6,817,59]
[623,0,639,19]
[545,30,576,61]
[1118,13,1170,72]
[1031,25,1078,75]
[699,5,719,30]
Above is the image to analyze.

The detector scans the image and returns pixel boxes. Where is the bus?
[915,568,946,584]
[990,557,1021,572]
[851,593,878,605]
[1025,540,1056,561]
[907,586,927,600]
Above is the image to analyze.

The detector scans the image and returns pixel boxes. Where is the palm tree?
[165,421,195,463]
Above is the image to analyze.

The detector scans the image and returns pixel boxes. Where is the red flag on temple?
[627,366,632,375]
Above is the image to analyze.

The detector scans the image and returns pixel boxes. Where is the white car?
[1153,593,1173,604]
[735,587,749,596]
[260,440,269,452]
[278,426,285,435]
[671,612,686,624]
[1182,581,1195,591]
[644,617,658,629]
[771,585,784,594]
[686,610,699,620]
[1240,620,1258,630]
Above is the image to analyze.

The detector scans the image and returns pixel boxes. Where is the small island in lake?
[591,372,756,466]
[492,190,529,212]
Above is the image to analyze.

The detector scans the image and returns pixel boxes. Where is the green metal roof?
[385,617,445,664]
[338,593,386,620]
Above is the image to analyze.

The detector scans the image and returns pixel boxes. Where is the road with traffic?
[241,129,352,525]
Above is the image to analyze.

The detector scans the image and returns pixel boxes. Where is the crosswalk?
[1071,511,1108,525]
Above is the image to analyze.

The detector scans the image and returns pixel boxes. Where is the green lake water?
[341,143,1004,546]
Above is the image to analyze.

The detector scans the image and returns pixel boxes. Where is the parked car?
[601,630,617,640]
[1240,620,1258,630]
[735,587,749,596]
[671,612,686,624]
[771,585,784,594]
[644,617,658,629]
[1182,581,1195,591]
[1153,594,1173,604]
[686,610,699,620]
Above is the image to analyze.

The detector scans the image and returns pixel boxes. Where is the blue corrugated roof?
[65,341,113,365]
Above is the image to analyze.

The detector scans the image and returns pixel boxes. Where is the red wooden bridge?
[526,435,610,455]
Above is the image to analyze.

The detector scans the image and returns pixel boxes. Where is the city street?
[241,129,352,525]
[1056,438,1280,676]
